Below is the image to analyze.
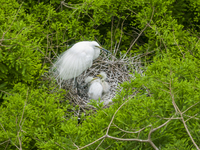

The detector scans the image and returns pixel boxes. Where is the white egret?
[85,76,103,100]
[97,72,110,94]
[52,41,110,81]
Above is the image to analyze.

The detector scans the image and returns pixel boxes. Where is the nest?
[50,52,144,112]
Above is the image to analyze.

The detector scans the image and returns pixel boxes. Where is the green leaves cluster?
[0,0,200,149]
[62,53,200,149]
[0,83,73,149]
[0,0,44,93]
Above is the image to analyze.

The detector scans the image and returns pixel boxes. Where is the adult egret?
[52,41,110,81]
[85,76,103,100]
[97,72,110,94]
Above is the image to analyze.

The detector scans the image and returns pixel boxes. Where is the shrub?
[0,83,73,149]
[61,53,200,149]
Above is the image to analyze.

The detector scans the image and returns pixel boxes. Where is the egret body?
[85,76,103,100]
[97,72,110,94]
[52,41,110,80]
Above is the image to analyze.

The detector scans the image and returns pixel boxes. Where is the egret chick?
[52,41,110,81]
[85,76,103,100]
[97,72,110,94]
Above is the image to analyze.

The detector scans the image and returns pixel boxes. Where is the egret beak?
[96,74,103,78]
[90,77,98,82]
[96,46,111,54]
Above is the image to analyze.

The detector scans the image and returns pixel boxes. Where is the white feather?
[98,72,110,93]
[101,81,110,93]
[86,78,103,100]
[52,41,101,80]
[85,76,94,84]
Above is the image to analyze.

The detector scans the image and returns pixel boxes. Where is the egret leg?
[74,77,78,88]
[74,77,80,95]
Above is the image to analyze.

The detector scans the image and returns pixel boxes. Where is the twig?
[116,14,130,56]
[111,16,113,53]
[112,123,152,134]
[61,1,78,9]
[106,98,129,135]
[182,102,200,114]
[0,140,10,146]
[95,138,105,150]
[123,7,154,59]
[0,2,24,45]
[172,28,184,58]
[180,112,200,150]
[78,135,106,150]
[168,72,199,149]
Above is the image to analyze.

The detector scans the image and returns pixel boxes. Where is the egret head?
[91,41,111,54]
[97,72,110,94]
[97,72,107,80]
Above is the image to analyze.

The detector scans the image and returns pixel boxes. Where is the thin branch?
[19,88,28,128]
[123,7,154,59]
[116,14,130,55]
[95,138,105,150]
[106,135,149,142]
[0,140,10,146]
[182,102,200,114]
[106,98,129,135]
[0,90,13,95]
[0,2,24,45]
[0,122,6,133]
[185,114,198,122]
[78,135,106,150]
[53,141,67,150]
[112,123,152,134]
[180,113,200,150]
[172,28,184,58]
[168,71,199,149]
[61,1,78,9]
[111,16,113,53]
[4,140,10,150]
[126,7,168,52]
[73,142,79,149]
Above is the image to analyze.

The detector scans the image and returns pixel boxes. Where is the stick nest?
[49,52,143,111]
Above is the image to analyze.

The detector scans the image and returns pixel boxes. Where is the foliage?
[60,53,199,149]
[0,0,44,95]
[0,0,200,149]
[0,83,74,149]
[1,53,199,149]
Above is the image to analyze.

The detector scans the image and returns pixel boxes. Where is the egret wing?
[53,46,94,80]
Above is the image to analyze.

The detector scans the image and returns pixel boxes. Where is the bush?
[0,0,44,94]
[61,53,200,149]
[0,83,73,149]
[1,0,200,149]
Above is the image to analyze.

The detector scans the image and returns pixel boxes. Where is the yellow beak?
[96,46,111,54]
